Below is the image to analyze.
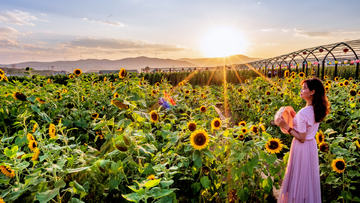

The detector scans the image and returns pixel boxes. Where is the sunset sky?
[1,0,360,64]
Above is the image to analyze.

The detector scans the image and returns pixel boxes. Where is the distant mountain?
[2,57,197,73]
[179,55,262,67]
[1,55,262,73]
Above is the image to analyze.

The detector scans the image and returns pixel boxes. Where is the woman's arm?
[275,117,307,143]
[285,126,306,143]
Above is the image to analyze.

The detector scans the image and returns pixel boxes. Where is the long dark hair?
[301,78,330,122]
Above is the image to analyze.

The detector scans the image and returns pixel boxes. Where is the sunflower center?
[320,144,329,152]
[189,123,196,131]
[214,120,220,128]
[253,127,258,133]
[151,113,158,121]
[200,107,206,112]
[75,70,80,74]
[319,135,324,142]
[335,161,345,170]
[268,141,279,150]
[32,142,36,148]
[194,133,206,146]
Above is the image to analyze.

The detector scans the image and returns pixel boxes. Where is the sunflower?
[250,125,258,134]
[32,123,38,133]
[331,158,346,173]
[284,70,289,77]
[185,90,190,95]
[150,110,159,122]
[192,89,196,93]
[319,142,329,152]
[259,124,266,132]
[91,113,99,120]
[151,89,157,96]
[111,100,129,109]
[119,68,127,79]
[147,175,155,180]
[0,69,4,75]
[265,91,270,95]
[114,93,119,98]
[355,140,360,148]
[27,133,35,142]
[103,77,107,82]
[287,79,292,83]
[238,134,245,140]
[315,131,325,144]
[349,89,357,97]
[0,197,4,203]
[241,127,248,134]
[265,138,284,154]
[344,80,349,86]
[155,82,160,87]
[238,121,246,127]
[74,69,82,76]
[49,124,56,138]
[325,86,329,92]
[69,74,75,79]
[237,88,244,93]
[0,165,15,178]
[334,77,339,82]
[139,80,143,86]
[339,82,344,87]
[190,129,209,150]
[32,148,40,161]
[13,92,27,101]
[200,105,206,113]
[211,118,221,130]
[350,97,354,102]
[298,72,305,78]
[188,121,197,132]
[178,81,184,86]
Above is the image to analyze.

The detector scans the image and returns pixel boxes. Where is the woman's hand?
[275,116,289,130]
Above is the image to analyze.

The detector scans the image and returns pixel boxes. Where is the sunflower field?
[0,67,360,203]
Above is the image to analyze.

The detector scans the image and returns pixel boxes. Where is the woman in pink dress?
[275,78,330,203]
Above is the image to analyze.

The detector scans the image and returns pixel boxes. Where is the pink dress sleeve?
[295,111,307,133]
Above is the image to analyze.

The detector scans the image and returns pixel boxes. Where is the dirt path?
[214,104,280,201]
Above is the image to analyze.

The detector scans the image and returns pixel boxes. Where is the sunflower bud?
[123,135,131,145]
[115,141,128,152]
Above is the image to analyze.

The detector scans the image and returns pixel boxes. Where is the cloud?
[83,17,125,27]
[0,37,19,48]
[261,29,273,32]
[0,10,38,26]
[91,20,125,27]
[258,2,261,4]
[294,32,331,38]
[22,43,67,55]
[96,20,125,27]
[282,29,290,32]
[0,26,19,36]
[41,13,47,16]
[65,37,186,52]
[294,28,303,32]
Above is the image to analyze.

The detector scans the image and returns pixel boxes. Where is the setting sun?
[200,26,248,58]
